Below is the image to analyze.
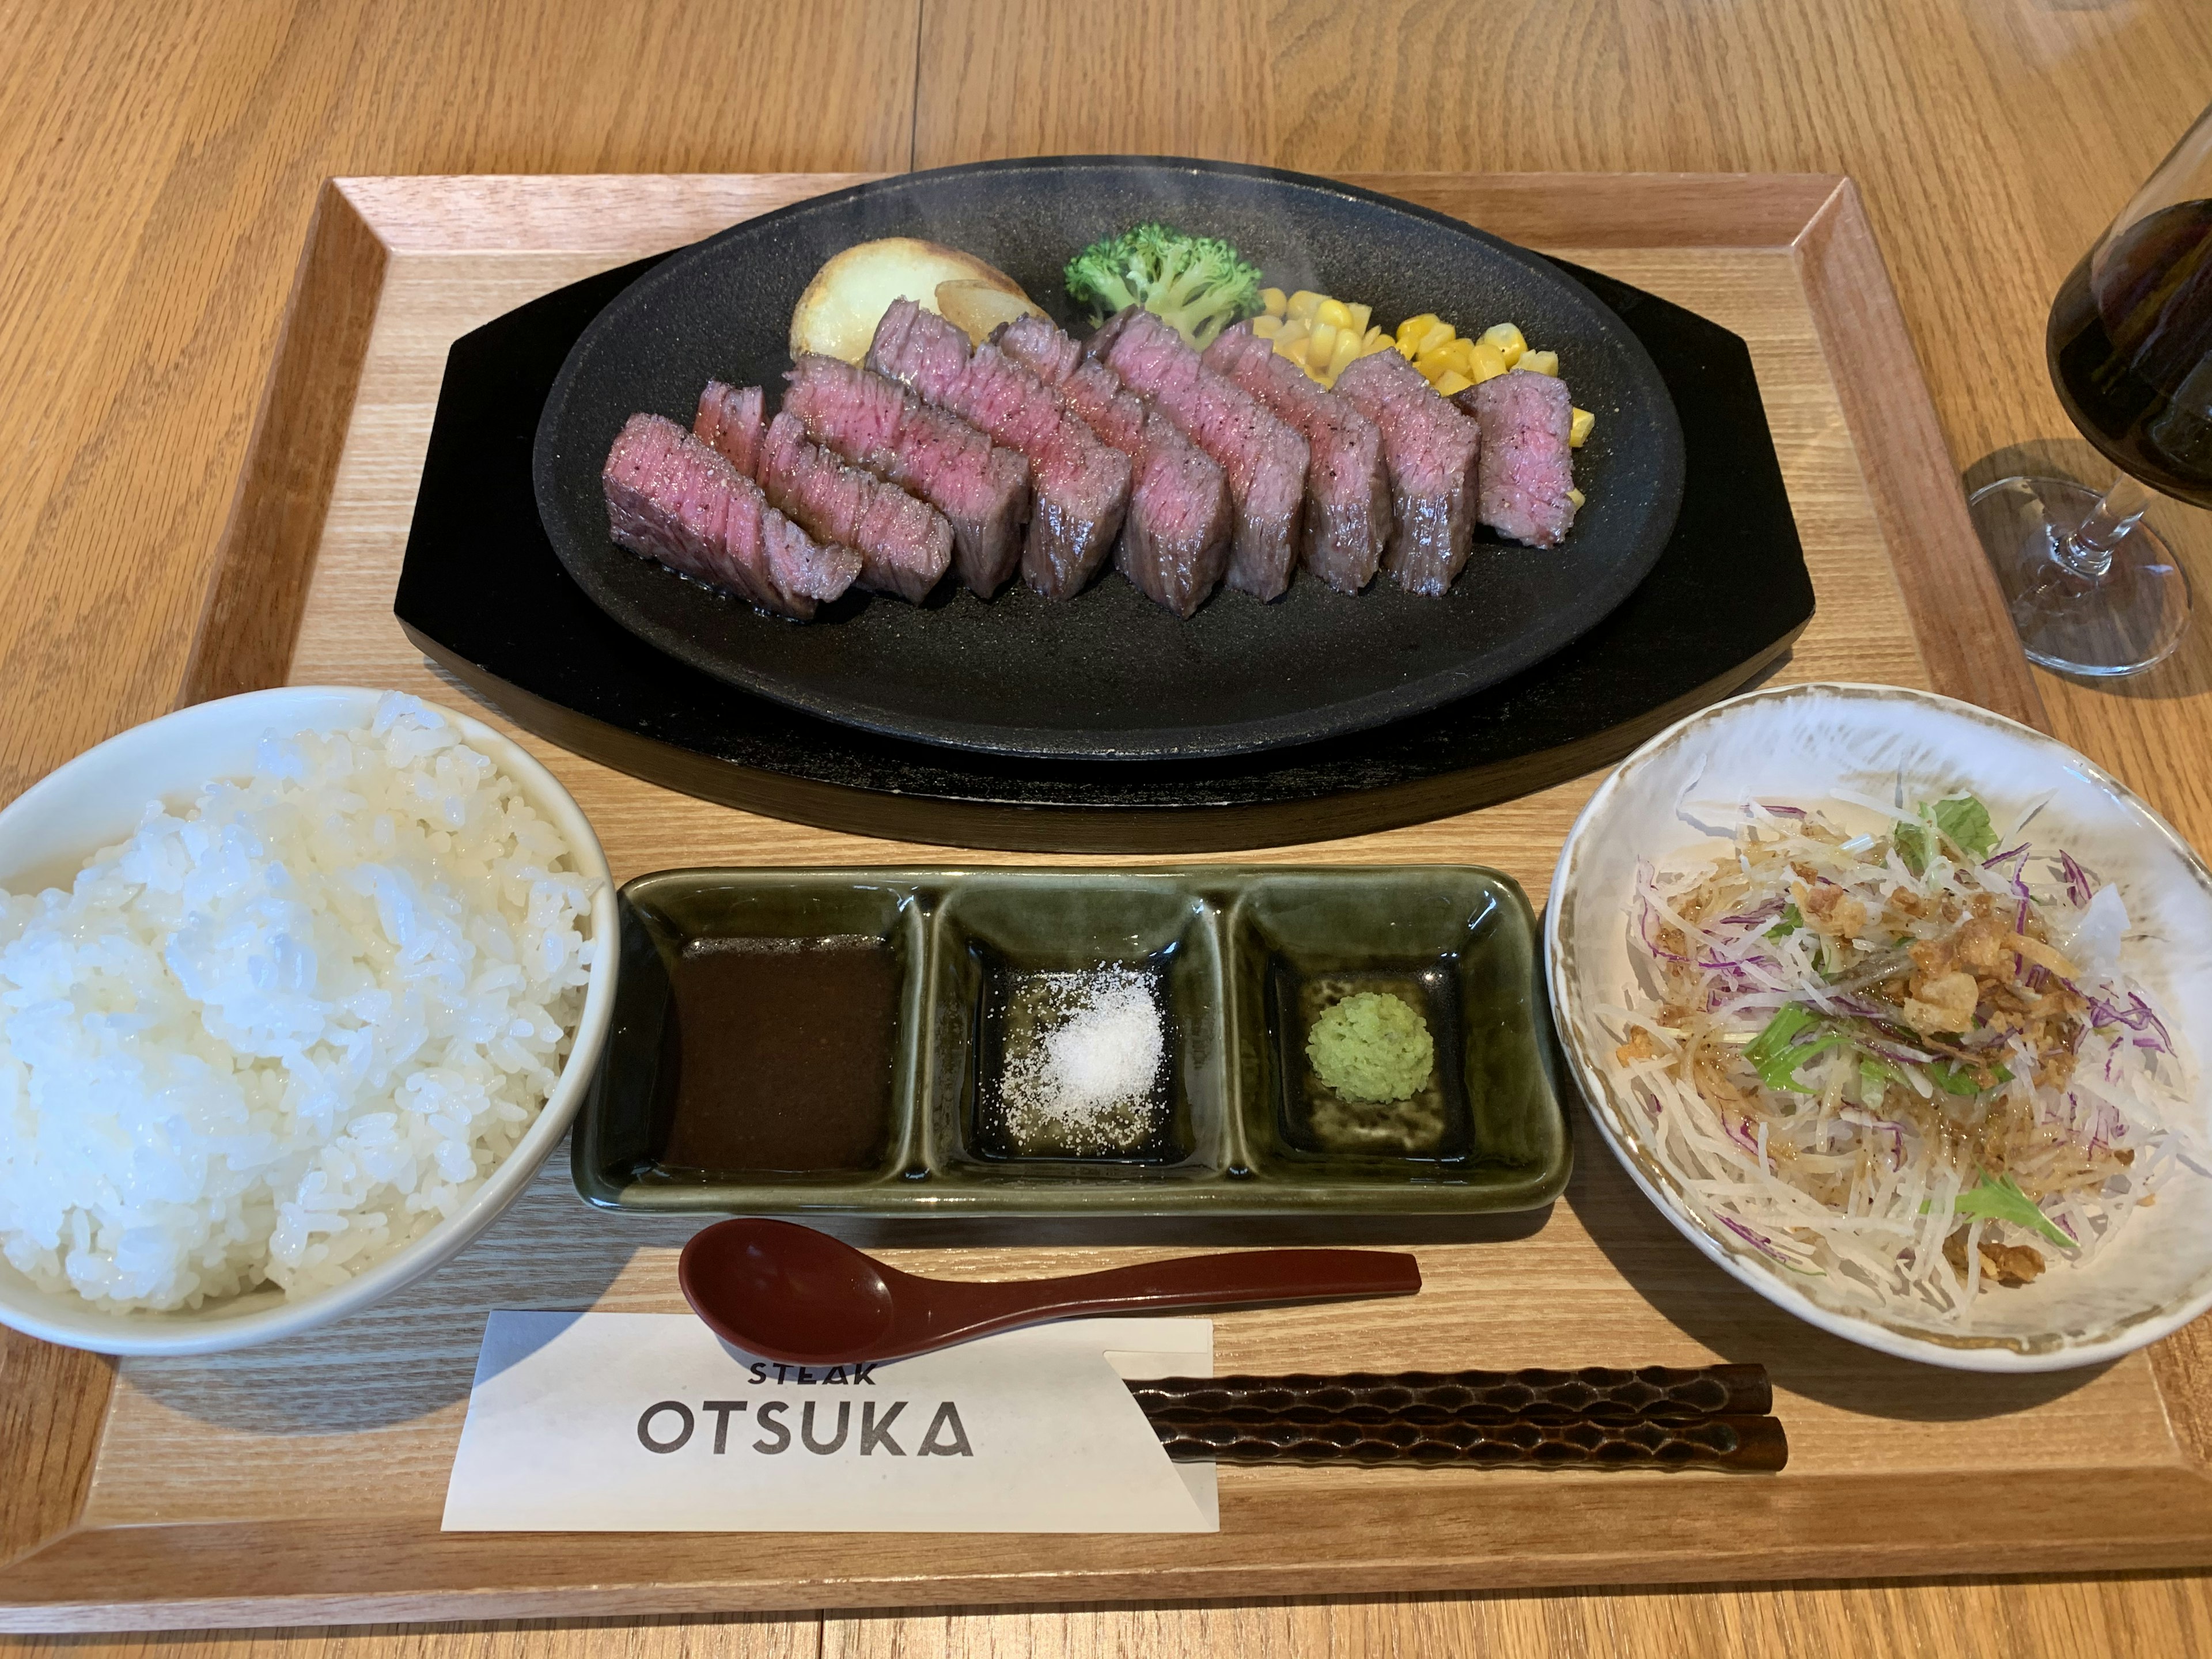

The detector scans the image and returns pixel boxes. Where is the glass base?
[1968,476,2191,677]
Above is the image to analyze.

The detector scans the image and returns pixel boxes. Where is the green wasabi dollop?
[1305,991,1434,1104]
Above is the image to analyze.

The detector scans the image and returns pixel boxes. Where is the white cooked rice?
[0,694,598,1312]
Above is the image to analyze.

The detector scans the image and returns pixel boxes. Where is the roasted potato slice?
[935,279,1046,345]
[789,238,1031,362]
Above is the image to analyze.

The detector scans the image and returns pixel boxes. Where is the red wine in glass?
[1971,108,2207,677]
[2050,199,2212,510]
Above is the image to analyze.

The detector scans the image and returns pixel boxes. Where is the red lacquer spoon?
[678,1218,1421,1365]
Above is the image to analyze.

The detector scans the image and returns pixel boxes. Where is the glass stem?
[2056,474,2154,579]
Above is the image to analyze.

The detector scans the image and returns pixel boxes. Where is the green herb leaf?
[1893,794,1998,876]
[1954,1172,2074,1249]
[1764,901,1803,940]
[1744,1005,1848,1093]
[1929,796,1998,863]
[1928,1058,2015,1096]
[1745,1004,1816,1062]
[1860,1054,1910,1088]
[1857,1056,1904,1105]
[1895,821,1930,877]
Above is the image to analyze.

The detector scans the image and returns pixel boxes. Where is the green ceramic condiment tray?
[575,867,1570,1217]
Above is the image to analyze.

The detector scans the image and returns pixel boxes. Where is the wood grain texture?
[0,0,918,802]
[2,176,2195,1636]
[0,1338,111,1573]
[1793,179,2047,730]
[6,0,2212,1649]
[8,1573,2212,1659]
[180,183,387,707]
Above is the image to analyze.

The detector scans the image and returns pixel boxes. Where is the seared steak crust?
[782,353,1031,598]
[868,300,1130,600]
[602,412,859,620]
[753,409,953,601]
[997,313,1231,617]
[1332,349,1481,597]
[1201,324,1390,593]
[694,380,766,476]
[1088,306,1308,601]
[1456,369,1578,548]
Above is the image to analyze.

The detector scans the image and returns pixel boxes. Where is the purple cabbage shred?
[2059,851,2095,907]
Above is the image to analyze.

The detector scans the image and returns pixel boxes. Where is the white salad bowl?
[1548,681,2212,1372]
[0,687,619,1357]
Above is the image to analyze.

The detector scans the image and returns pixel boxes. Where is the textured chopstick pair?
[1127,1363,1786,1472]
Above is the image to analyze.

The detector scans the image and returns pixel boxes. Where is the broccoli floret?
[1065,222,1264,350]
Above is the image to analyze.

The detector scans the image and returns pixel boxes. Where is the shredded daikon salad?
[1599,792,2201,1323]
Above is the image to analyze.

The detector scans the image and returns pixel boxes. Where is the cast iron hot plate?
[533,157,1685,762]
[397,244,1809,855]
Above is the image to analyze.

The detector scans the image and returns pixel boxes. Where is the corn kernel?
[1481,323,1526,365]
[1262,288,1287,317]
[1518,349,1560,377]
[1567,487,1586,510]
[1287,290,1324,321]
[1397,313,1440,347]
[1315,298,1353,329]
[1277,317,1309,346]
[1468,341,1509,383]
[1432,369,1475,397]
[1279,335,1310,366]
[1348,303,1372,336]
[1363,335,1395,357]
[1414,348,1452,381]
[1414,321,1456,358]
[1327,329,1361,377]
[1251,314,1283,339]
[1441,338,1476,376]
[1309,320,1342,365]
[1569,407,1594,447]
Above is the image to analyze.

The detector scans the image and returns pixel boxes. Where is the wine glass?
[1969,103,2212,677]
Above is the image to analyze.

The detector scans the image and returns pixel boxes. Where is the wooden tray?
[9,172,2210,1633]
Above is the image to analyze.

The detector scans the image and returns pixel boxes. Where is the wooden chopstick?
[1126,1363,1772,1425]
[1126,1366,1785,1472]
[1142,1411,1787,1471]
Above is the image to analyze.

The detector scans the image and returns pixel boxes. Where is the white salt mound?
[1001,967,1165,1152]
[0,694,598,1313]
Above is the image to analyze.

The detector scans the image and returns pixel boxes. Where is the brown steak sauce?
[655,935,899,1175]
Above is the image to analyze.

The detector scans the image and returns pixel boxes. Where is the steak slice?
[868,300,1130,600]
[1201,324,1390,593]
[1088,306,1308,601]
[1332,349,1481,596]
[1455,369,1579,548]
[996,313,1231,618]
[782,353,1031,598]
[753,410,953,602]
[694,380,766,476]
[602,412,859,621]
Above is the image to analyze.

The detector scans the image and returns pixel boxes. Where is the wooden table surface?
[5,0,2212,1653]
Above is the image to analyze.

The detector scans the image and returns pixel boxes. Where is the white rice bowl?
[0,688,615,1352]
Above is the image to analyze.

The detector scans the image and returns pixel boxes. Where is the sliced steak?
[1201,325,1390,593]
[996,313,1231,618]
[602,412,859,621]
[868,300,1130,600]
[694,380,766,476]
[1332,349,1481,596]
[782,353,1031,598]
[752,410,952,602]
[1088,306,1308,601]
[1455,369,1578,548]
